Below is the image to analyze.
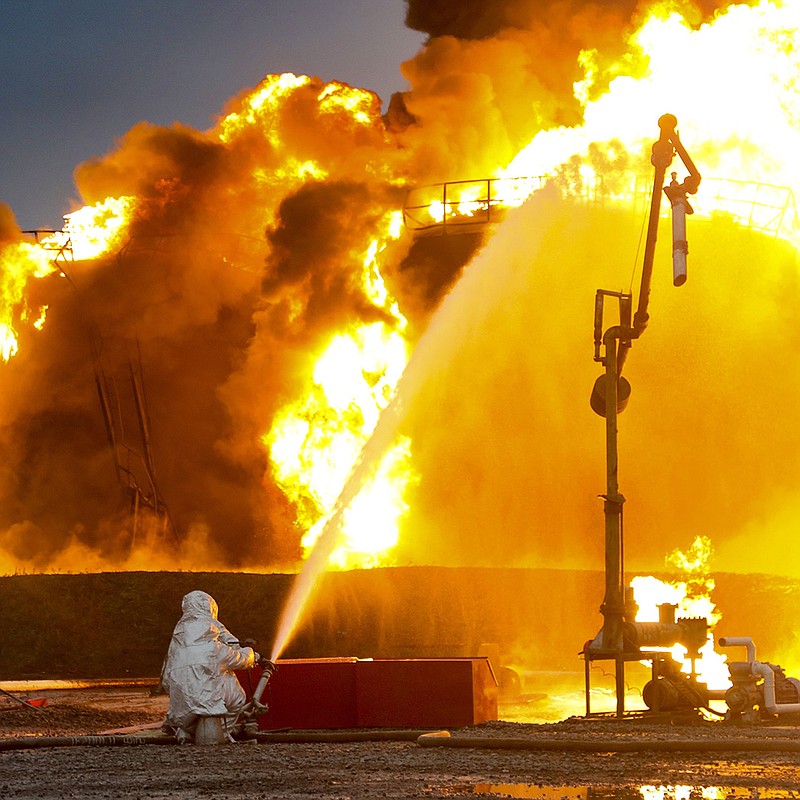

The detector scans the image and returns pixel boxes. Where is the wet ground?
[3,684,800,798]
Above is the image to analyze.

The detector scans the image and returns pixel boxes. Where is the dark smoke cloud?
[0,0,792,582]
[75,123,228,217]
[405,0,748,40]
[405,0,637,40]
[394,233,486,318]
[0,74,419,571]
[395,0,755,186]
[262,181,402,328]
[0,203,20,244]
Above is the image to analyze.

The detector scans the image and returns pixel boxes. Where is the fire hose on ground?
[0,729,432,751]
[416,732,800,753]
[5,730,800,753]
[0,734,178,751]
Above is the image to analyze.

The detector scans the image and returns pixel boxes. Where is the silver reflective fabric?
[162,590,255,737]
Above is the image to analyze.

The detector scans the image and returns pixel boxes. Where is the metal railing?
[403,175,799,241]
[403,176,546,235]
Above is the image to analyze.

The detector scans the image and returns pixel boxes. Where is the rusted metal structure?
[23,228,175,546]
[403,176,546,235]
[94,340,175,543]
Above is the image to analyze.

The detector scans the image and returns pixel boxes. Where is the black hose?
[417,733,800,753]
[253,729,433,744]
[0,729,432,750]
[0,734,177,752]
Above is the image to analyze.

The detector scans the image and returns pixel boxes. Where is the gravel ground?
[3,686,800,798]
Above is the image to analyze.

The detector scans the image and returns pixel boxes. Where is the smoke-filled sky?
[2,0,799,583]
[0,0,424,230]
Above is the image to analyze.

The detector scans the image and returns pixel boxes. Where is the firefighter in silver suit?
[160,590,257,743]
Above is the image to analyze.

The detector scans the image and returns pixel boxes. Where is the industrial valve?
[719,636,800,721]
[631,604,713,714]
[724,661,761,719]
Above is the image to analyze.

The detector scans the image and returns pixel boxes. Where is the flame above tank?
[0,0,799,581]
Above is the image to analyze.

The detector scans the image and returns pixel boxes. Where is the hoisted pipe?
[618,113,701,376]
[594,115,702,640]
[632,114,680,339]
[586,114,701,718]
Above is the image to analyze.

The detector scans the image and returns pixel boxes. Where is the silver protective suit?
[161,590,255,741]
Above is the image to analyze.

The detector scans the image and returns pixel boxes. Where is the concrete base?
[194,715,225,744]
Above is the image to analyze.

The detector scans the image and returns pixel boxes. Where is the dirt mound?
[2,568,798,682]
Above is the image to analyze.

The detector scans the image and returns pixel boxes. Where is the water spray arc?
[583,114,704,717]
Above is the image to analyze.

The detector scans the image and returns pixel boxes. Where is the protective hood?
[181,590,219,621]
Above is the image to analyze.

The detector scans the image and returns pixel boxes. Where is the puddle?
[471,785,800,799]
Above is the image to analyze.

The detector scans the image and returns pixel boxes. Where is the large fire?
[263,211,415,568]
[1,0,799,604]
[632,536,730,691]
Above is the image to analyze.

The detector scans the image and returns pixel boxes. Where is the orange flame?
[633,536,730,690]
[0,241,57,361]
[40,196,135,261]
[263,210,415,568]
[0,195,135,362]
[498,2,800,240]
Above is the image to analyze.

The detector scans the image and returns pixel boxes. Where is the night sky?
[0,0,423,230]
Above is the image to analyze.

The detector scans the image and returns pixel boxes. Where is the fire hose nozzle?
[241,658,278,722]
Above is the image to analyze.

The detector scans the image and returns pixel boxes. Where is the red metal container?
[238,656,497,729]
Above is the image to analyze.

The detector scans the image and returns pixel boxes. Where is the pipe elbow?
[718,636,756,664]
[751,661,778,714]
